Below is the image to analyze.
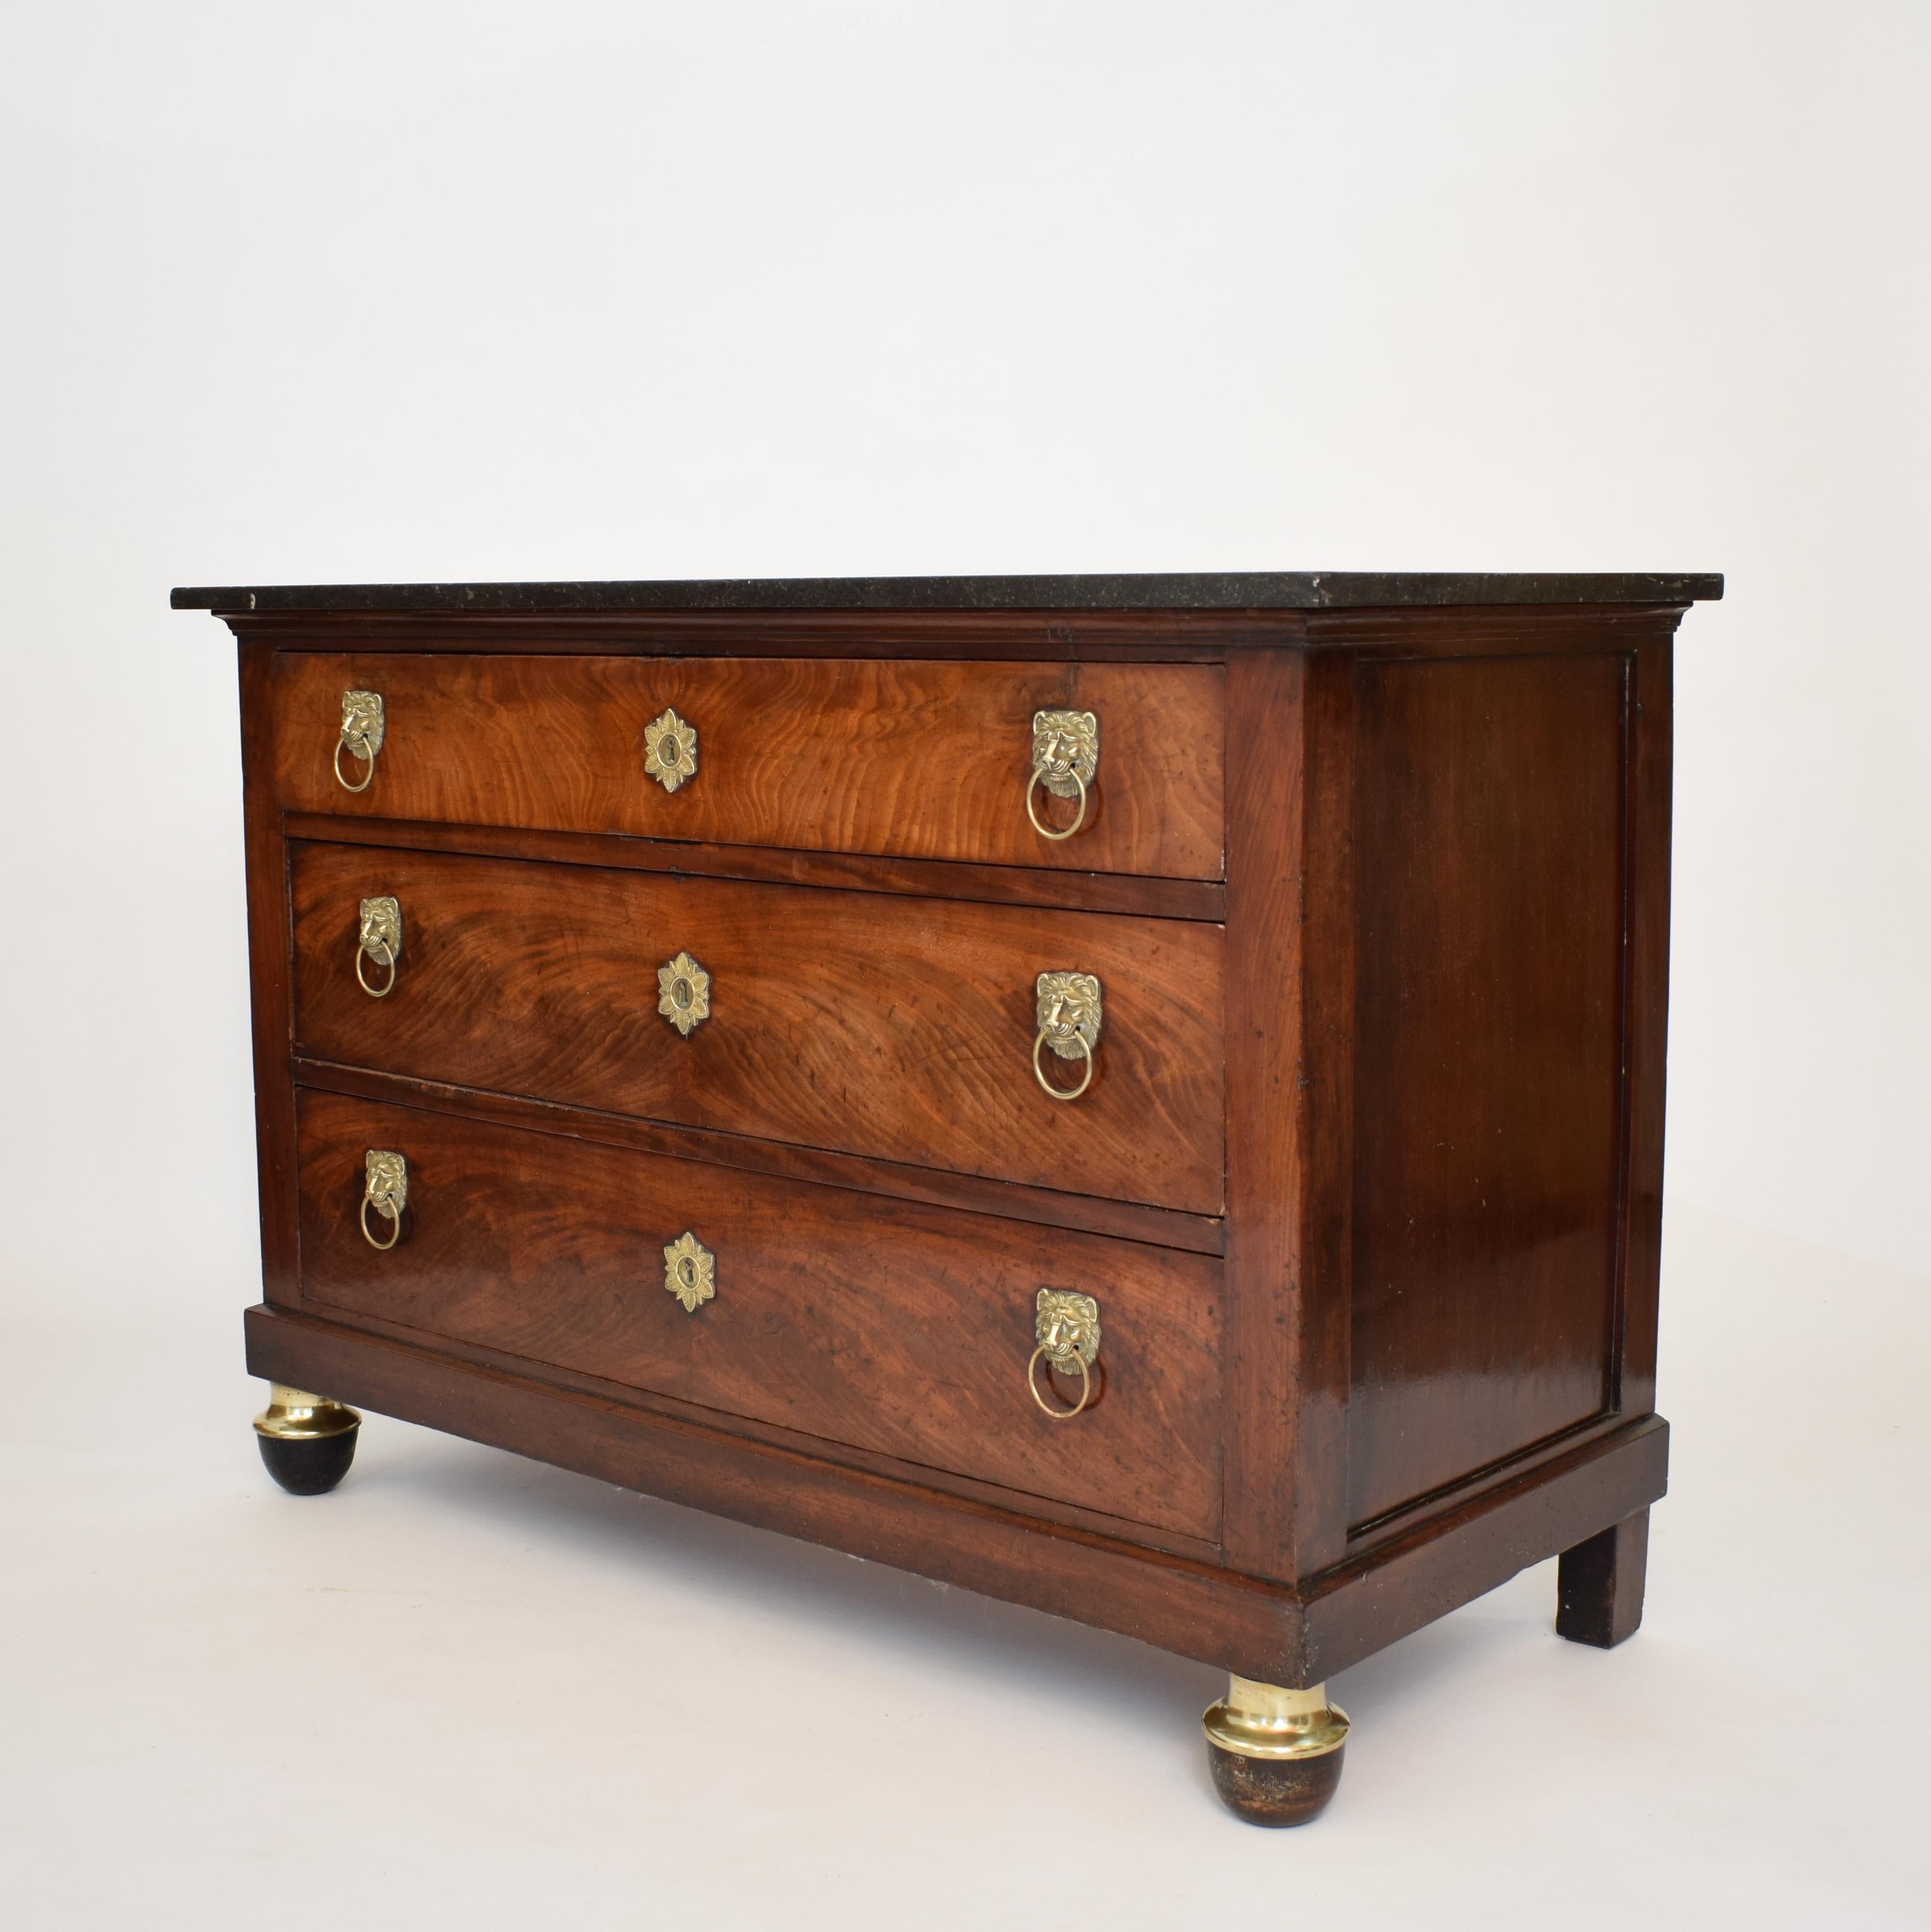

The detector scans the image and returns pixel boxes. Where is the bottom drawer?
[294,1090,1223,1541]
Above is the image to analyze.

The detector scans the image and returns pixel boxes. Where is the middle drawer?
[291,842,1226,1216]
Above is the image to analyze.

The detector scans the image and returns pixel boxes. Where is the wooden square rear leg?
[1556,1507,1649,1648]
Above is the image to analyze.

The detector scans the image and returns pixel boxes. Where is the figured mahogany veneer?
[187,572,1718,1745]
[1347,652,1633,1529]
[295,1088,1222,1539]
[270,651,1227,880]
[288,839,1225,1214]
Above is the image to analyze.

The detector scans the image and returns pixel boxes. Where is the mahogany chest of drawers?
[175,570,1720,1823]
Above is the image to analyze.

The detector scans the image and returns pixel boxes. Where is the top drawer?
[271,653,1225,880]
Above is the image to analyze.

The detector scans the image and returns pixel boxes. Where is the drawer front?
[273,652,1225,879]
[296,1091,1223,1540]
[292,842,1226,1216]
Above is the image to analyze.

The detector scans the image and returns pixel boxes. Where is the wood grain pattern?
[294,1089,1224,1539]
[237,641,301,1309]
[1219,650,1320,1583]
[292,1058,1225,1256]
[1616,642,1673,1419]
[1209,650,1360,1583]
[271,653,1226,879]
[1345,653,1630,1531]
[279,1239,1224,1562]
[245,1302,1669,1684]
[1286,654,1361,1575]
[281,811,1227,923]
[290,840,1226,1215]
[220,599,1700,664]
[206,584,1705,1706]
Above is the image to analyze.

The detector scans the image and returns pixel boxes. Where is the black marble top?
[171,571,1722,616]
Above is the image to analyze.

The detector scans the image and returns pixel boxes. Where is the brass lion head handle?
[334,690,384,793]
[1033,971,1102,1101]
[1029,1288,1101,1420]
[360,1149,408,1251]
[355,896,402,997]
[1025,709,1098,841]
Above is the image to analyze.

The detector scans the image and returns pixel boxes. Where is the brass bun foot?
[1202,1676,1348,1828]
[252,1385,361,1496]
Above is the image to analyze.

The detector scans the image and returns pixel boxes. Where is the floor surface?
[4,1202,1924,1930]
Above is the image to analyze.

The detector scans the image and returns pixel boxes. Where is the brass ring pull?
[334,690,385,793]
[360,1149,407,1251]
[1029,1289,1100,1421]
[355,897,402,998]
[1024,763,1088,841]
[1032,1025,1094,1101]
[360,1195,402,1249]
[1027,1346,1092,1420]
[334,733,376,792]
[355,938,396,998]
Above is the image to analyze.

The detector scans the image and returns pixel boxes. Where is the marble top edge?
[170,571,1724,615]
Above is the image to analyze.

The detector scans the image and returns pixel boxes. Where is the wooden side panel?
[238,642,301,1307]
[289,842,1225,1215]
[295,1090,1223,1540]
[1219,650,1307,1583]
[271,653,1226,880]
[1347,653,1630,1530]
[1291,657,1362,1573]
[1618,642,1673,1418]
[1219,651,1354,1584]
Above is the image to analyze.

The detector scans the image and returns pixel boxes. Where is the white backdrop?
[3,1,1926,1298]
[2,6,1927,1927]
